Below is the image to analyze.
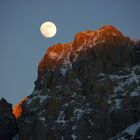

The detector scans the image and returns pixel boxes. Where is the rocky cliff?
[0,98,18,140]
[12,25,140,140]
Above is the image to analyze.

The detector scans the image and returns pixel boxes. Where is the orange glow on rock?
[38,25,134,79]
[38,42,72,79]
[12,96,27,119]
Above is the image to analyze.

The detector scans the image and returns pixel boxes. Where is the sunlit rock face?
[16,25,140,140]
[13,96,27,119]
[38,25,136,78]
[38,42,72,77]
[0,98,18,140]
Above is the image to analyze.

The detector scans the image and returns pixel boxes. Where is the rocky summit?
[5,25,140,140]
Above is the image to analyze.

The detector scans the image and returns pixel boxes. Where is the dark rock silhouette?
[0,98,18,140]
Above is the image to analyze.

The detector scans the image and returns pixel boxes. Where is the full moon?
[40,21,57,38]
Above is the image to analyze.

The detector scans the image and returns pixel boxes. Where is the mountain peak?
[99,25,122,33]
[73,25,133,51]
[9,25,140,140]
[38,25,135,79]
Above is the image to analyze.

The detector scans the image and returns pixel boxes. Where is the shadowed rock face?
[0,98,18,140]
[13,25,140,140]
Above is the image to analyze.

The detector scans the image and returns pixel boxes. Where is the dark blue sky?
[0,0,140,105]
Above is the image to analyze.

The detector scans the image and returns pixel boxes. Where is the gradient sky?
[0,0,140,105]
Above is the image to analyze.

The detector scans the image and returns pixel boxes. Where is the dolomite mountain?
[1,25,140,140]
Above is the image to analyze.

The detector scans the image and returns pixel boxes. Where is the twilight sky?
[0,0,140,105]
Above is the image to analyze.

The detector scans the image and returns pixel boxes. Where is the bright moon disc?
[40,21,57,38]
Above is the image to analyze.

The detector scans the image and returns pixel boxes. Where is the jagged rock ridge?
[13,25,140,140]
[38,25,135,78]
[0,98,18,140]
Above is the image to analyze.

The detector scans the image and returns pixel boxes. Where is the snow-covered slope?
[109,121,140,140]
